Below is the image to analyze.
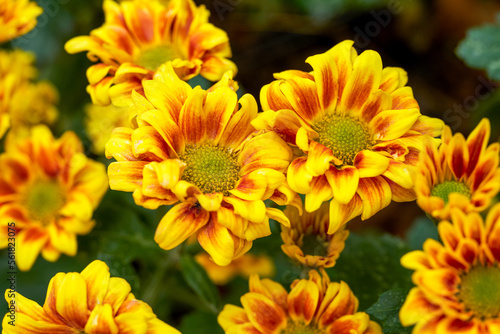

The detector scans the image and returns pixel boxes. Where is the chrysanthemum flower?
[253,40,444,234]
[281,202,349,268]
[218,269,381,333]
[400,203,500,333]
[0,125,108,271]
[65,0,237,107]
[415,118,500,221]
[85,103,130,154]
[2,260,180,333]
[0,0,42,44]
[106,65,296,265]
[196,252,275,285]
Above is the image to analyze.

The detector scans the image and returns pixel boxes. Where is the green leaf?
[406,216,438,250]
[456,19,500,80]
[366,288,413,334]
[180,254,221,313]
[179,310,224,334]
[327,233,413,310]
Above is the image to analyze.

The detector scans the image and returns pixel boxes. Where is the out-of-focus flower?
[85,103,130,154]
[400,203,500,333]
[0,0,42,44]
[2,260,180,333]
[0,125,108,271]
[106,65,297,266]
[65,0,237,107]
[195,252,275,285]
[218,269,382,334]
[281,202,349,268]
[253,40,444,234]
[415,118,500,221]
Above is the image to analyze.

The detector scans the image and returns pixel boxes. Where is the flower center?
[181,143,240,195]
[24,180,66,222]
[457,265,500,320]
[313,114,373,165]
[135,44,183,72]
[430,181,471,205]
[281,322,323,334]
[301,234,329,257]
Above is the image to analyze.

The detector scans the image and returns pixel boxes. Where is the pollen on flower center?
[135,44,183,72]
[281,322,323,334]
[457,265,500,320]
[313,114,373,165]
[430,180,471,205]
[181,143,240,195]
[24,180,66,222]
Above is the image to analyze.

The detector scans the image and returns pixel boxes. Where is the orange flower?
[400,203,500,333]
[195,252,275,285]
[0,0,42,44]
[0,125,108,271]
[415,118,500,221]
[85,103,130,154]
[2,260,180,333]
[106,65,297,266]
[253,40,444,234]
[281,202,349,268]
[65,0,236,107]
[218,269,381,334]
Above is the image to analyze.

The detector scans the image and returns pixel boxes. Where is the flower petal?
[326,165,359,205]
[84,304,119,334]
[204,87,238,143]
[306,52,339,113]
[306,141,335,177]
[55,273,88,329]
[305,175,333,212]
[240,292,287,334]
[287,279,320,325]
[287,157,312,194]
[328,196,363,234]
[369,108,420,141]
[108,161,147,192]
[224,197,267,223]
[356,176,392,220]
[354,150,390,178]
[80,260,111,311]
[179,86,207,144]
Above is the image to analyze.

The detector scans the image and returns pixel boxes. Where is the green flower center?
[281,322,323,334]
[313,114,373,165]
[301,234,329,257]
[457,265,500,320]
[430,181,471,205]
[24,180,66,222]
[181,143,240,195]
[135,44,183,72]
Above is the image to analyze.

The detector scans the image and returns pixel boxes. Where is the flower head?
[400,203,500,333]
[253,40,444,233]
[0,0,42,44]
[218,269,381,333]
[281,202,349,268]
[2,260,180,333]
[85,103,130,154]
[195,252,275,285]
[106,66,297,265]
[65,0,237,107]
[415,118,500,221]
[0,125,108,271]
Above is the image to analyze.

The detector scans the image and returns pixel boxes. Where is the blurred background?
[1,0,500,332]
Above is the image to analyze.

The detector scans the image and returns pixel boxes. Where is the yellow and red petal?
[305,175,333,212]
[328,196,363,234]
[80,260,111,311]
[139,109,185,155]
[327,313,370,334]
[203,87,238,143]
[240,292,287,334]
[306,52,339,113]
[465,118,490,175]
[84,304,118,333]
[306,141,336,177]
[357,176,392,220]
[54,273,89,329]
[399,288,440,327]
[16,228,48,272]
[220,94,258,150]
[354,150,390,178]
[108,161,147,192]
[325,165,359,205]
[280,77,321,123]
[369,108,420,141]
[287,279,320,325]
[287,157,312,194]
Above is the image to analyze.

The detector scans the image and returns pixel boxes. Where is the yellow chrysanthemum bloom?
[0,0,42,44]
[2,260,180,333]
[416,118,500,222]
[281,202,349,269]
[400,203,500,333]
[106,65,296,266]
[195,252,275,285]
[253,40,444,234]
[85,103,130,154]
[0,49,37,138]
[65,0,237,107]
[218,269,382,334]
[0,125,108,271]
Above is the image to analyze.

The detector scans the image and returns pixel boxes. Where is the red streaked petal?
[84,304,118,334]
[139,109,185,155]
[380,67,407,93]
[359,89,392,124]
[327,313,370,334]
[240,292,287,334]
[318,281,357,327]
[280,77,322,122]
[251,109,302,147]
[204,87,238,143]
[218,305,250,330]
[354,150,390,178]
[306,141,335,177]
[287,279,320,325]
[55,273,88,329]
[413,268,459,297]
[238,131,292,173]
[328,196,363,234]
[399,288,440,327]
[306,52,339,113]
[448,132,469,180]
[382,160,414,189]
[107,161,147,192]
[436,318,478,334]
[16,228,48,272]
[143,159,185,192]
[369,108,420,141]
[220,94,258,149]
[179,86,207,144]
[131,126,170,161]
[326,40,356,101]
[391,86,419,110]
[260,80,294,112]
[356,176,392,220]
[287,157,313,194]
[325,165,359,204]
[230,172,268,201]
[466,118,490,175]
[80,260,110,311]
[305,175,333,212]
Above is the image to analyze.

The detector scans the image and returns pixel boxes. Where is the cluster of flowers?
[1,0,500,333]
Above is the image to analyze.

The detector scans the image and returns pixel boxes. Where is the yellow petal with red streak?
[287,157,312,194]
[326,165,359,204]
[357,176,391,220]
[240,292,287,334]
[305,175,333,212]
[287,279,320,325]
[80,260,111,311]
[108,161,147,192]
[354,150,390,178]
[306,52,339,113]
[328,196,363,234]
[84,304,118,334]
[369,108,420,141]
[55,273,88,329]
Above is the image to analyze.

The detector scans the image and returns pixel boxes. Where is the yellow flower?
[415,118,500,221]
[106,65,296,266]
[253,40,444,234]
[85,103,130,154]
[400,203,500,333]
[2,260,180,333]
[195,252,275,285]
[281,202,349,269]
[218,269,382,334]
[0,0,42,44]
[65,0,237,107]
[0,125,108,271]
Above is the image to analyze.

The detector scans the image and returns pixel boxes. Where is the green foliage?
[366,288,413,334]
[179,311,224,334]
[406,216,438,250]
